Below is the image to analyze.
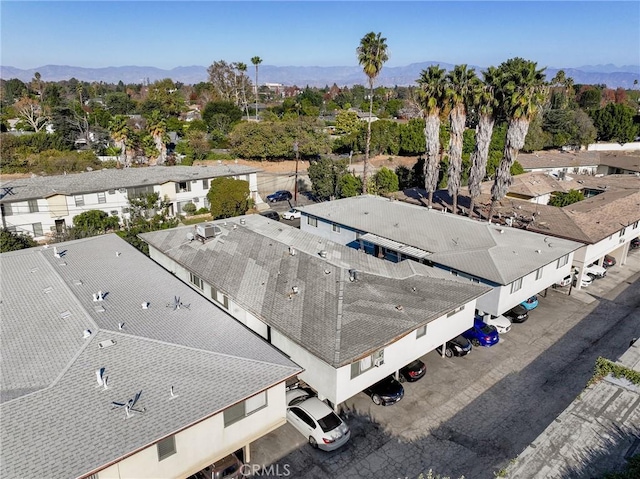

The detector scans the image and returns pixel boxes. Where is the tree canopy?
[207,177,251,219]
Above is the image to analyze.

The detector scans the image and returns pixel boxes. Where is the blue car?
[520,295,538,311]
[267,190,292,202]
[462,318,499,347]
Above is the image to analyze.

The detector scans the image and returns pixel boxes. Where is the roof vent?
[83,329,92,338]
[396,305,404,311]
[93,291,105,302]
[54,246,61,258]
[536,249,542,254]
[349,269,360,282]
[118,322,124,330]
[292,286,299,294]
[240,218,246,225]
[319,250,327,258]
[289,247,296,256]
[115,251,121,257]
[98,339,116,349]
[43,286,53,294]
[498,229,505,234]
[169,386,179,400]
[60,310,71,319]
[324,269,331,275]
[142,302,150,309]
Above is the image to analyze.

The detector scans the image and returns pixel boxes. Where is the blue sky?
[1,1,638,70]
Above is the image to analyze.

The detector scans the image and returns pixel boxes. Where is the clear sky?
[1,1,639,70]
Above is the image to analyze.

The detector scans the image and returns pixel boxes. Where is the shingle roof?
[599,151,640,173]
[517,150,601,169]
[140,216,489,369]
[0,164,260,203]
[0,234,300,479]
[298,195,582,284]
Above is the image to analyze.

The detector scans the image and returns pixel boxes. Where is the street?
[251,252,640,479]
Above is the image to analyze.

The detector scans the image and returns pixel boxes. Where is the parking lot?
[251,250,640,479]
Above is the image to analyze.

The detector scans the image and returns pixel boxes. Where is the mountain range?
[1,63,638,89]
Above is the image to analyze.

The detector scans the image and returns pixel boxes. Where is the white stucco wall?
[97,385,286,479]
[587,142,640,151]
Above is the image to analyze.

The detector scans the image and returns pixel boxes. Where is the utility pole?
[293,141,299,205]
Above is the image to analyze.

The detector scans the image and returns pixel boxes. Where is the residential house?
[597,151,640,175]
[517,150,600,176]
[0,234,301,479]
[297,195,582,316]
[140,216,490,407]
[0,165,260,240]
[461,176,640,289]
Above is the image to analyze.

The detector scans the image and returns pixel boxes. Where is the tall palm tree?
[445,65,476,214]
[488,58,547,222]
[108,115,131,166]
[251,56,262,120]
[468,67,499,218]
[357,31,389,194]
[236,62,250,120]
[416,65,447,206]
[147,110,167,165]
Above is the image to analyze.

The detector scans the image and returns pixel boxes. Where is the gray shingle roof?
[0,164,260,203]
[140,216,490,369]
[0,234,300,479]
[298,195,583,285]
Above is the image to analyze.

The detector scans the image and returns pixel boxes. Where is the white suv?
[583,263,606,279]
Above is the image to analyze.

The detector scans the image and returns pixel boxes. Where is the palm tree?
[468,67,499,218]
[108,115,131,166]
[488,58,547,222]
[251,56,262,120]
[416,65,447,206]
[236,62,250,120]
[357,31,389,194]
[147,110,167,165]
[445,65,476,214]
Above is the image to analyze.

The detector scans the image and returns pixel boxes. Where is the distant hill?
[1,63,638,89]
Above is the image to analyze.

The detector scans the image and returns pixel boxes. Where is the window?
[2,203,13,216]
[157,436,176,461]
[447,305,465,317]
[535,268,543,280]
[97,192,106,204]
[290,408,316,429]
[557,254,569,268]
[175,181,191,193]
[350,350,384,378]
[619,228,626,237]
[190,272,203,290]
[74,195,85,207]
[110,210,118,216]
[633,221,639,229]
[32,223,43,237]
[416,325,427,338]
[332,223,341,233]
[202,179,209,189]
[307,216,317,227]
[211,286,229,309]
[28,199,39,213]
[510,278,523,294]
[108,189,116,195]
[127,185,154,199]
[223,392,267,426]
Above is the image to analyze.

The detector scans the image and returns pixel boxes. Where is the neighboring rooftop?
[599,151,640,173]
[506,341,640,478]
[0,164,260,202]
[140,215,490,369]
[517,150,601,170]
[0,234,300,479]
[298,195,582,285]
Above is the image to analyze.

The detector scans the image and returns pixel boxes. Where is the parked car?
[480,313,512,334]
[363,376,404,406]
[573,274,593,288]
[462,318,499,347]
[556,274,572,288]
[631,237,640,249]
[520,295,538,311]
[282,208,301,220]
[436,335,473,358]
[259,210,280,221]
[603,255,616,268]
[504,304,530,323]
[398,359,426,382]
[267,190,292,203]
[187,453,245,479]
[286,388,351,451]
[583,263,606,279]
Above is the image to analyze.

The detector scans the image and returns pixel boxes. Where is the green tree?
[591,103,638,143]
[335,110,361,135]
[372,166,399,195]
[202,101,242,133]
[445,64,477,214]
[105,92,136,115]
[146,110,167,164]
[548,189,585,207]
[251,56,263,120]
[182,202,197,215]
[357,31,389,193]
[308,157,349,200]
[207,177,251,219]
[337,173,362,198]
[146,79,185,116]
[69,210,120,238]
[108,115,131,165]
[399,118,426,155]
[490,58,547,221]
[417,65,447,205]
[0,228,38,252]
